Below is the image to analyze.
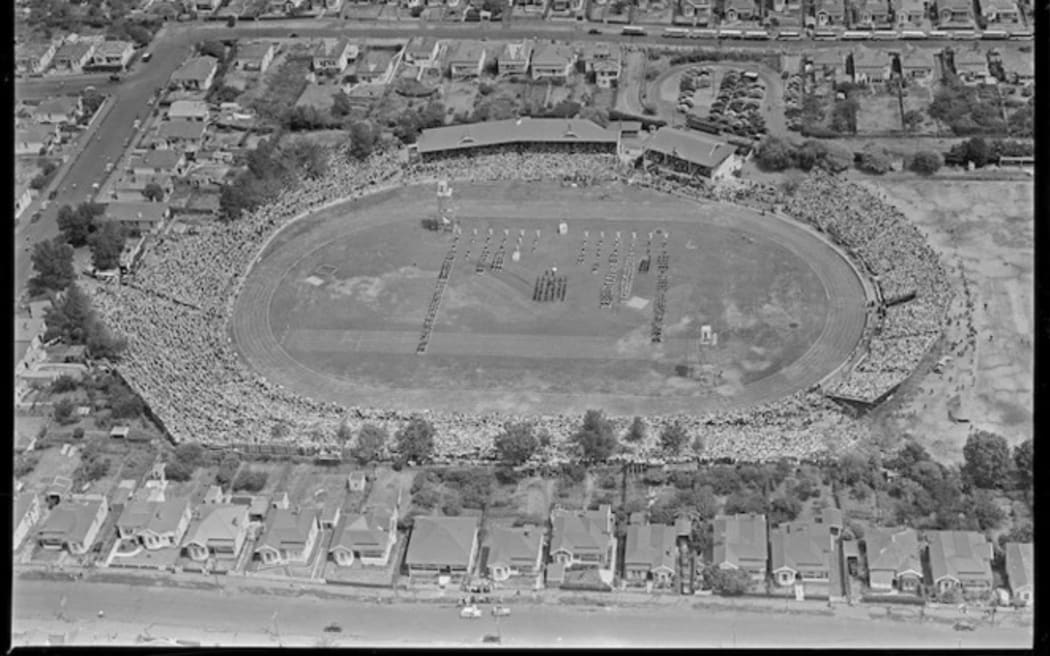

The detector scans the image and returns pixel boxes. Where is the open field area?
[231,181,866,417]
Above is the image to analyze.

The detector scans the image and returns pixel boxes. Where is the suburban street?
[11,578,1033,648]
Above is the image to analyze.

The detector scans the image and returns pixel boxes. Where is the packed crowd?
[89,143,947,464]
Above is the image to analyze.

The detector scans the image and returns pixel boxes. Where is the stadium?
[91,118,952,463]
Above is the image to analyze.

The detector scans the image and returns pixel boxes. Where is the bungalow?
[171,56,219,92]
[404,516,480,578]
[924,530,993,598]
[531,42,575,81]
[254,508,320,565]
[898,47,937,80]
[155,119,208,150]
[711,513,769,584]
[770,521,835,592]
[312,38,358,74]
[92,41,135,70]
[1003,542,1033,607]
[16,42,57,75]
[863,527,922,594]
[979,0,1020,24]
[937,0,974,25]
[483,525,545,582]
[117,496,193,550]
[498,40,535,77]
[676,0,713,26]
[15,122,57,156]
[33,96,82,125]
[447,40,487,78]
[234,42,276,73]
[36,495,109,555]
[130,150,187,177]
[952,47,990,83]
[549,505,616,570]
[404,37,441,68]
[643,127,741,181]
[723,0,759,22]
[850,0,894,27]
[581,43,617,73]
[814,0,847,26]
[354,48,401,86]
[101,202,171,232]
[810,49,849,81]
[893,0,928,27]
[110,174,174,203]
[181,504,250,562]
[52,41,97,74]
[14,493,44,549]
[168,100,210,122]
[851,46,892,83]
[594,59,621,89]
[624,523,678,587]
[329,505,398,567]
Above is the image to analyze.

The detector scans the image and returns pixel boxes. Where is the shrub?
[598,472,619,490]
[754,136,795,171]
[164,460,194,482]
[15,453,40,478]
[72,427,85,439]
[559,462,587,486]
[442,499,462,516]
[53,399,77,425]
[50,375,79,394]
[413,485,441,509]
[215,453,241,487]
[704,566,753,595]
[909,150,943,175]
[233,468,268,492]
[856,146,893,174]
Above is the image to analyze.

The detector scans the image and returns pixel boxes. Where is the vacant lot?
[855,86,933,134]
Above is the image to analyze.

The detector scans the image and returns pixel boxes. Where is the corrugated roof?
[405,516,478,567]
[925,530,992,582]
[416,117,617,154]
[257,508,318,550]
[1004,542,1033,592]
[713,513,767,567]
[183,504,248,547]
[624,523,677,572]
[645,127,735,169]
[172,56,218,83]
[485,525,542,568]
[104,202,169,224]
[864,527,921,575]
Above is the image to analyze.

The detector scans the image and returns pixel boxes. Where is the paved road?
[11,578,1032,647]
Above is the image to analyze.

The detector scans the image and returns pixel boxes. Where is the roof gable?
[405,516,479,567]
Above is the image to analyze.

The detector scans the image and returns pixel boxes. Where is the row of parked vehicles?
[705,70,767,139]
[653,26,1032,41]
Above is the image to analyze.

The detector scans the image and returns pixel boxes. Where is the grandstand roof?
[645,127,735,170]
[415,117,618,154]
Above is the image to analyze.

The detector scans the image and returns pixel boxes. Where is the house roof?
[117,496,190,535]
[131,149,183,171]
[981,0,1017,12]
[17,42,55,61]
[14,316,45,344]
[314,38,357,59]
[853,46,889,70]
[892,0,926,12]
[726,0,757,12]
[645,127,736,170]
[1004,542,1033,592]
[624,524,677,572]
[103,202,169,225]
[96,40,133,57]
[257,508,318,550]
[236,42,274,62]
[157,119,207,141]
[582,42,614,59]
[925,530,992,582]
[532,42,573,67]
[183,504,248,547]
[114,173,173,192]
[811,49,846,68]
[499,40,534,63]
[416,117,617,154]
[357,49,395,75]
[37,497,105,545]
[816,0,845,14]
[406,36,438,58]
[405,516,479,567]
[35,97,80,116]
[331,508,394,551]
[900,47,936,70]
[169,100,210,117]
[864,527,921,575]
[550,507,611,554]
[954,48,988,70]
[15,492,39,524]
[939,0,972,12]
[17,123,55,145]
[770,523,830,572]
[448,40,486,64]
[55,41,94,61]
[485,525,543,567]
[172,56,219,83]
[248,495,270,516]
[713,514,768,567]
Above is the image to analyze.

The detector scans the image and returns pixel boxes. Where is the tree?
[624,416,646,443]
[142,182,165,202]
[970,490,1005,530]
[213,85,241,104]
[56,202,104,247]
[767,495,802,524]
[704,566,752,596]
[754,136,795,171]
[494,421,539,466]
[856,145,892,174]
[818,143,854,173]
[691,434,705,458]
[909,150,943,175]
[44,284,94,344]
[53,398,77,425]
[346,120,378,161]
[331,91,354,118]
[109,384,144,419]
[962,430,1012,489]
[29,238,76,295]
[947,137,993,168]
[233,468,268,492]
[199,40,226,60]
[174,443,205,469]
[215,453,241,487]
[88,222,127,271]
[707,466,743,495]
[1012,439,1032,491]
[829,97,859,134]
[724,491,767,515]
[659,422,689,455]
[396,415,436,464]
[901,108,924,132]
[571,409,618,462]
[351,423,387,465]
[164,460,194,482]
[677,484,719,521]
[50,375,78,394]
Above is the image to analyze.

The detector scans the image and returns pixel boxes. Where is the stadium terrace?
[410,117,620,159]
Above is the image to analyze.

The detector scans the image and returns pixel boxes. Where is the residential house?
[181,504,250,562]
[404,37,441,67]
[111,174,174,203]
[347,471,367,492]
[234,42,276,73]
[404,516,480,577]
[100,202,171,232]
[14,493,44,549]
[851,46,892,83]
[130,150,187,178]
[1003,542,1033,607]
[498,40,535,76]
[850,0,894,27]
[643,127,742,181]
[771,0,806,23]
[171,56,219,91]
[92,41,136,70]
[254,508,320,565]
[594,59,621,89]
[312,38,358,73]
[36,495,109,555]
[531,42,575,81]
[155,119,208,150]
[979,0,1020,24]
[724,0,759,22]
[624,523,678,587]
[549,505,617,570]
[202,485,229,505]
[952,47,990,83]
[194,0,223,11]
[33,97,82,125]
[898,47,937,80]
[447,40,487,78]
[483,525,545,582]
[117,496,193,550]
[581,43,617,73]
[52,41,97,73]
[814,0,847,26]
[711,513,769,585]
[810,49,849,81]
[168,100,210,122]
[863,527,922,594]
[937,0,974,25]
[354,48,401,85]
[14,315,46,370]
[16,42,57,75]
[893,0,928,27]
[770,522,834,592]
[329,505,398,567]
[16,122,57,156]
[676,0,713,26]
[924,530,993,598]
[247,495,271,522]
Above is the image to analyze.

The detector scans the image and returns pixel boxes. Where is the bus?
[743,29,770,40]
[927,30,949,39]
[872,30,899,40]
[664,27,689,38]
[777,30,802,40]
[622,25,647,36]
[691,28,718,39]
[1009,29,1033,40]
[813,30,840,40]
[841,31,869,40]
[950,30,978,40]
[981,30,1009,40]
[718,28,743,39]
[900,30,928,40]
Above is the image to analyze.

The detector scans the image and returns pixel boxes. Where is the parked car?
[48,190,57,200]
[109,73,122,82]
[142,52,152,62]
[30,211,42,224]
[492,606,511,617]
[588,28,602,35]
[459,605,482,619]
[953,620,975,632]
[323,623,342,633]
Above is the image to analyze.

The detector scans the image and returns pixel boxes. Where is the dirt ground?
[853,176,1034,461]
[854,85,932,134]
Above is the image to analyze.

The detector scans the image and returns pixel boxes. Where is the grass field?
[231,181,866,417]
